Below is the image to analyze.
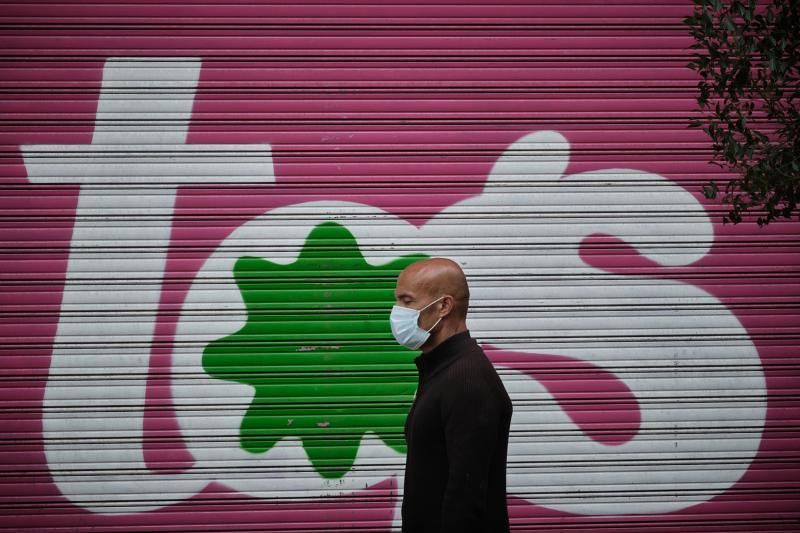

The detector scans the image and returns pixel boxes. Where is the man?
[390,257,512,533]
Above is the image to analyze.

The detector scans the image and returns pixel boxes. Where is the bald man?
[390,258,512,533]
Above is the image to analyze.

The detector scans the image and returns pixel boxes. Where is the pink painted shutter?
[1,1,798,531]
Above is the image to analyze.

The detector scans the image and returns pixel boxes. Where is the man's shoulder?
[443,342,507,392]
[439,346,512,418]
[450,338,495,372]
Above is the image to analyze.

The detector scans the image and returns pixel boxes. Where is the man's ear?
[440,295,455,317]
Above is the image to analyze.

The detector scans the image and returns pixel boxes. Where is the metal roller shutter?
[1,1,798,531]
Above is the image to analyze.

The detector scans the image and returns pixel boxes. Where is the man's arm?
[439,370,501,532]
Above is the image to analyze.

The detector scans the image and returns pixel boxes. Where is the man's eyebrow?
[395,291,414,299]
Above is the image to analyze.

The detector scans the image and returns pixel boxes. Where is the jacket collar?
[413,330,474,377]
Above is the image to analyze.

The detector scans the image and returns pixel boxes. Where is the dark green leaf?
[685,0,799,226]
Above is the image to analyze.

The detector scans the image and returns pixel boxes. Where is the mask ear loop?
[420,296,445,333]
[425,316,443,334]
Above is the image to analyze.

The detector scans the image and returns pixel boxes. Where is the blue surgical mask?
[389,297,444,350]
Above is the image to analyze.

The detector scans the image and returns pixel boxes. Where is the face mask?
[390,296,444,350]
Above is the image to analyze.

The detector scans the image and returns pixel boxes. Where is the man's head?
[392,257,470,352]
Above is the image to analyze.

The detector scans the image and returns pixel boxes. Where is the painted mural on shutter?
[1,1,798,531]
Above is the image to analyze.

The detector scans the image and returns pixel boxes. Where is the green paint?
[203,221,427,479]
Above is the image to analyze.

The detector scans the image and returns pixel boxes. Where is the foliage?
[684,0,799,225]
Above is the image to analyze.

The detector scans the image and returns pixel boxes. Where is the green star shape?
[202,221,427,479]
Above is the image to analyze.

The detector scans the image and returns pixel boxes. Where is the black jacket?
[401,330,512,533]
